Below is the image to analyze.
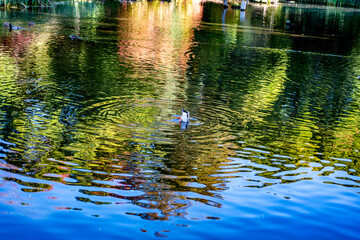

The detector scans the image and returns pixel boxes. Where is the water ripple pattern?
[0,1,360,239]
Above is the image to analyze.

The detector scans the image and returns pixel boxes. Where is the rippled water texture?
[1,1,360,239]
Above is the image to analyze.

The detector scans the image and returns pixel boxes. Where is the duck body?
[8,23,24,31]
[180,108,189,123]
[70,34,82,40]
[175,108,190,123]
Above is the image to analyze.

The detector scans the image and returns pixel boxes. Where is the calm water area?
[1,1,360,239]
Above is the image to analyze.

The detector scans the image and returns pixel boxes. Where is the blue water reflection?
[1,1,360,239]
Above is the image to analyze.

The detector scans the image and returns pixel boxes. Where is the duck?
[8,23,24,31]
[70,34,82,40]
[176,108,190,123]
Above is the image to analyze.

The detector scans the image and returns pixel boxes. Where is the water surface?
[1,1,360,239]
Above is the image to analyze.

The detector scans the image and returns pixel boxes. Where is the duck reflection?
[180,121,189,131]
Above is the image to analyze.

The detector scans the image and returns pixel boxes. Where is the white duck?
[178,108,189,123]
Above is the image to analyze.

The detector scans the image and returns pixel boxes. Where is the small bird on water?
[176,108,190,123]
[7,23,24,31]
[70,34,82,40]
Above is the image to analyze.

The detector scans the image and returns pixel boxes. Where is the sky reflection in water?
[0,1,360,239]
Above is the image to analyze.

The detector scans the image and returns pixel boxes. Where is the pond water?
[1,1,360,239]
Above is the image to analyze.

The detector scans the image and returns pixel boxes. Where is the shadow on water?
[1,1,360,239]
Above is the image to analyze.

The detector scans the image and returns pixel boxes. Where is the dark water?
[1,1,360,239]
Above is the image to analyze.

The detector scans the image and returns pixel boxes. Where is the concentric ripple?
[1,2,360,239]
